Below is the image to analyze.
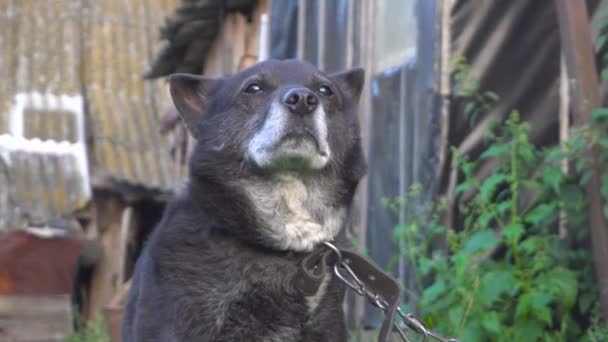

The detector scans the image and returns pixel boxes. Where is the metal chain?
[324,242,460,342]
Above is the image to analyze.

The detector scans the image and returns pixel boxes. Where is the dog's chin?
[249,139,330,172]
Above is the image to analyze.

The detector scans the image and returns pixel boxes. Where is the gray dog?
[122,59,367,342]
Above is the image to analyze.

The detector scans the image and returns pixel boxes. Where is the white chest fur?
[237,175,345,251]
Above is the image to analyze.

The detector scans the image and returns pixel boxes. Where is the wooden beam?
[555,0,608,322]
[0,295,73,341]
[87,197,133,319]
[104,279,132,342]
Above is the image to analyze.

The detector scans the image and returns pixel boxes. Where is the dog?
[122,59,367,342]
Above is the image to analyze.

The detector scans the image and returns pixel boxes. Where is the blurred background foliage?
[380,54,608,341]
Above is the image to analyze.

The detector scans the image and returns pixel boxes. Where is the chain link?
[325,242,460,342]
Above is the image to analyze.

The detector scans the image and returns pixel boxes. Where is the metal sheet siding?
[84,0,179,190]
[0,0,181,230]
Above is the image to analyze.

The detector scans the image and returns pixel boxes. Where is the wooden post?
[88,197,134,319]
[555,0,608,322]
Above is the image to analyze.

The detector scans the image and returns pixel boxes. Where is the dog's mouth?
[276,129,327,156]
[247,103,331,170]
[249,128,330,171]
[258,130,328,171]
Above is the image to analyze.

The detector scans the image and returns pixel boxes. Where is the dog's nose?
[281,88,319,115]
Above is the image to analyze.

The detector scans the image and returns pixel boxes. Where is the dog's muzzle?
[247,99,331,170]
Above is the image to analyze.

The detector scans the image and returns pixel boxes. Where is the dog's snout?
[281,88,318,115]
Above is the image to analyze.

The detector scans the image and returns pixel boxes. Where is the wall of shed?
[268,0,437,329]
[83,0,181,191]
[0,0,183,230]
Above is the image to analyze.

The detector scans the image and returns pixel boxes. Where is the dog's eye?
[244,83,262,94]
[318,85,333,96]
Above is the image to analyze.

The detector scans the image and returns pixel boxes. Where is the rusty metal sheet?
[0,230,82,295]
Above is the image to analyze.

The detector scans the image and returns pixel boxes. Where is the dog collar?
[292,241,401,342]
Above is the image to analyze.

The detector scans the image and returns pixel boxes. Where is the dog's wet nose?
[281,88,318,115]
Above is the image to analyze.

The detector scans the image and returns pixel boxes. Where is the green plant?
[451,55,499,126]
[64,315,110,342]
[383,57,608,341]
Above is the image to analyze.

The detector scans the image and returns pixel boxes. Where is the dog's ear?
[169,73,223,139]
[329,68,365,101]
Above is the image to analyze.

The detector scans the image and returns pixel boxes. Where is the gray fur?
[123,60,366,342]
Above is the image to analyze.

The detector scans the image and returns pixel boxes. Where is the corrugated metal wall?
[270,0,441,328]
[0,0,181,230]
[83,0,180,190]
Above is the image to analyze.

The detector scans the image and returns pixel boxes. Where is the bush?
[383,58,608,341]
[64,316,110,342]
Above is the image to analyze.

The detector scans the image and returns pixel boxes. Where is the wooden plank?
[559,56,570,239]
[0,294,73,342]
[87,197,132,319]
[104,280,131,342]
[555,0,608,322]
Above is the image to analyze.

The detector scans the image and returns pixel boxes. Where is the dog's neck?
[233,174,346,252]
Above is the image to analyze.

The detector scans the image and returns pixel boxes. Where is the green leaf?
[598,17,608,30]
[501,223,524,244]
[581,170,593,186]
[455,179,474,196]
[521,179,543,191]
[561,184,585,211]
[464,101,476,115]
[517,144,536,163]
[527,292,554,325]
[591,108,608,122]
[538,267,578,309]
[463,230,499,254]
[579,292,595,313]
[602,69,608,82]
[430,225,446,235]
[524,203,556,226]
[481,143,509,160]
[480,269,519,305]
[541,167,563,193]
[481,311,501,334]
[496,201,512,216]
[521,236,543,254]
[419,258,434,276]
[575,158,589,174]
[515,293,531,319]
[531,254,552,273]
[516,291,552,320]
[469,109,480,127]
[422,279,446,305]
[602,173,608,198]
[479,173,509,202]
[485,91,500,102]
[599,136,608,149]
[596,34,608,51]
[460,321,484,342]
[392,223,407,241]
[513,318,544,342]
[448,306,465,328]
[478,210,497,230]
[453,252,470,276]
[536,306,552,325]
[530,291,553,309]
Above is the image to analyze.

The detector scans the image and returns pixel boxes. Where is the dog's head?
[169,59,365,179]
